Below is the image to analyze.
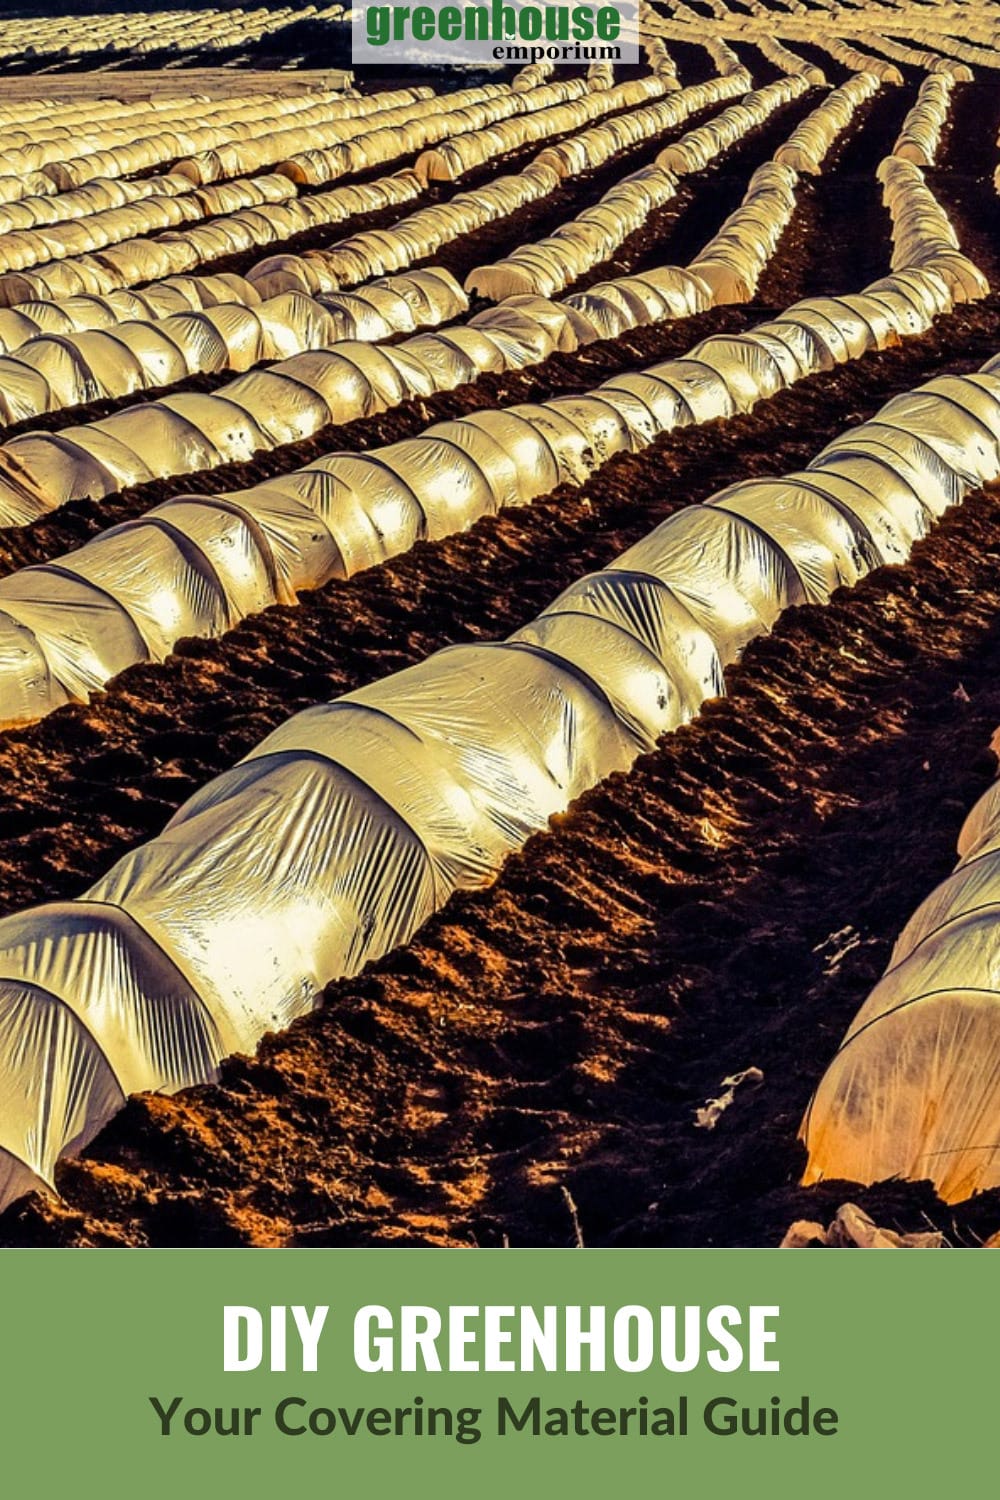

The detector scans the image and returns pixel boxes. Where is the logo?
[351,1,640,67]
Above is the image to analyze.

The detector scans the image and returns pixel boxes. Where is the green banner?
[2,1249,989,1496]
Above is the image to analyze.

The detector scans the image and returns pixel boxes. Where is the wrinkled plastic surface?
[802,750,1000,1202]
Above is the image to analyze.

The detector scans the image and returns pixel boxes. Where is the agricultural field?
[0,0,998,1249]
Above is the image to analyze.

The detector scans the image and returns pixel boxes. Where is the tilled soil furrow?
[926,75,1000,288]
[754,78,916,305]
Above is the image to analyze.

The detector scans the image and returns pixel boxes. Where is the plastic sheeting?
[0,266,469,521]
[689,160,801,303]
[0,172,193,237]
[562,265,713,339]
[466,165,679,301]
[702,37,749,78]
[249,163,560,297]
[655,76,811,175]
[0,5,315,65]
[534,74,744,179]
[512,61,556,91]
[802,706,1000,1202]
[850,32,973,81]
[278,79,590,190]
[643,0,1000,75]
[412,77,665,184]
[892,75,955,167]
[587,63,616,91]
[2,84,414,195]
[471,77,819,305]
[0,174,296,277]
[1,355,998,1207]
[465,77,800,303]
[644,35,683,83]
[878,155,989,300]
[20,86,431,194]
[252,74,743,298]
[0,269,465,427]
[774,73,880,175]
[0,291,335,426]
[0,170,424,309]
[756,38,826,85]
[0,131,989,529]
[0,172,57,210]
[0,272,262,358]
[473,61,883,309]
[208,82,520,187]
[0,251,989,725]
[788,37,904,84]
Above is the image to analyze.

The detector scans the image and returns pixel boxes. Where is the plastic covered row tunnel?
[0,171,194,238]
[756,38,827,85]
[0,143,989,531]
[205,80,536,186]
[886,10,1000,68]
[252,74,742,298]
[0,239,988,727]
[464,165,679,302]
[0,172,58,211]
[0,89,207,135]
[463,76,801,303]
[654,4,973,79]
[802,361,1000,1203]
[774,72,880,175]
[806,38,903,84]
[1,83,414,192]
[892,75,956,167]
[0,85,326,169]
[8,75,649,300]
[5,85,431,194]
[689,160,801,303]
[0,3,315,63]
[0,357,998,1209]
[642,37,679,82]
[655,75,811,176]
[532,75,741,180]
[878,155,987,297]
[0,173,296,276]
[0,289,341,427]
[0,263,469,518]
[0,272,265,358]
[274,77,593,189]
[847,31,972,79]
[411,76,667,185]
[250,163,561,298]
[0,170,424,308]
[642,0,998,71]
[0,267,469,426]
[894,28,1000,69]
